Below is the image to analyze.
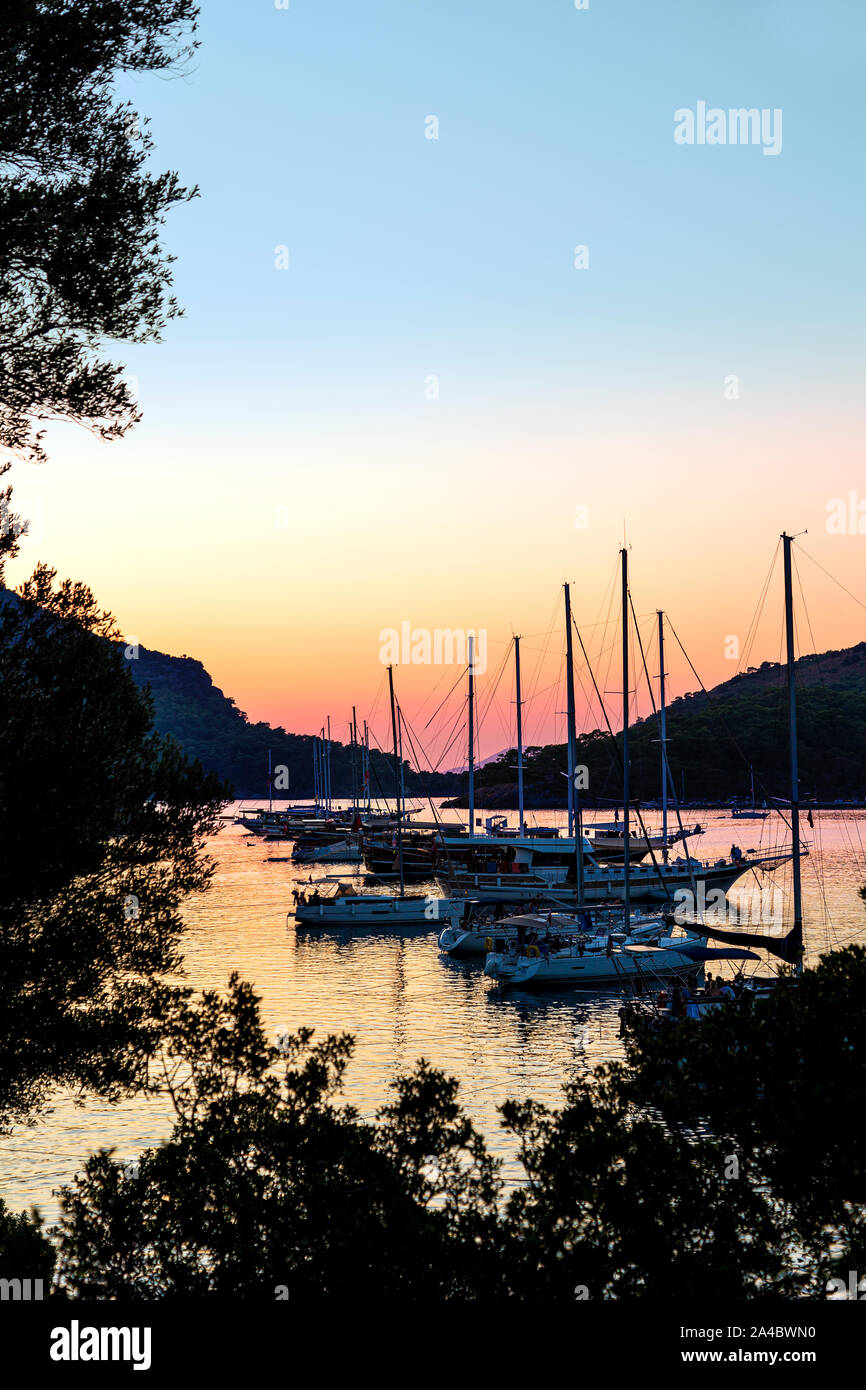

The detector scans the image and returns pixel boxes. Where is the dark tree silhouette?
[46,947,866,1300]
[0,565,226,1127]
[0,1,199,464]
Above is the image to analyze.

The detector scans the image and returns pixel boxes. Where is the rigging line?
[665,614,804,855]
[630,593,658,720]
[413,655,467,721]
[795,538,866,614]
[362,668,388,735]
[574,620,615,739]
[422,664,468,732]
[397,708,462,877]
[426,699,466,773]
[475,639,511,737]
[523,590,563,710]
[793,550,824,685]
[521,676,566,704]
[738,541,780,677]
[572,606,688,901]
[667,614,772,786]
[365,726,399,809]
[436,716,468,772]
[591,556,620,637]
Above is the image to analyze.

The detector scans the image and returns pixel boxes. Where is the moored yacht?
[439,903,672,958]
[482,928,706,988]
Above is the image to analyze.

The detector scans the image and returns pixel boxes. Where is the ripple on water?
[1,806,864,1218]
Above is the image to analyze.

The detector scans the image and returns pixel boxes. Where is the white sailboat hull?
[292,839,362,863]
[439,912,667,958]
[441,851,793,905]
[483,940,701,988]
[295,895,459,929]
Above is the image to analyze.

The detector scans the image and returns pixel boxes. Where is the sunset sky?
[6,0,865,766]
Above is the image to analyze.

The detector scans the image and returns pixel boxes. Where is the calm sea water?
[2,804,865,1221]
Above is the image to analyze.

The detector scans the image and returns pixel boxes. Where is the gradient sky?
[6,0,866,765]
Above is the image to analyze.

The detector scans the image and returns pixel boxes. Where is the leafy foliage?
[0,0,199,463]
[0,565,227,1127]
[0,1199,55,1287]
[56,977,506,1299]
[41,945,866,1299]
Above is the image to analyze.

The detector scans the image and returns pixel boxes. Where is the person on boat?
[670,984,686,1019]
[680,981,700,1020]
[718,980,736,1000]
[730,842,743,863]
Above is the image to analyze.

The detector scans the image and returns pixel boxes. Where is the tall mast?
[621,548,631,925]
[467,634,475,837]
[268,748,273,815]
[563,583,583,903]
[514,635,525,837]
[563,583,575,838]
[313,737,319,812]
[351,707,359,813]
[363,720,371,814]
[658,610,668,863]
[782,532,803,974]
[388,665,405,897]
[326,716,332,814]
[397,705,406,813]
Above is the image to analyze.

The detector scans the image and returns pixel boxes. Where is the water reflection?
[0,806,864,1216]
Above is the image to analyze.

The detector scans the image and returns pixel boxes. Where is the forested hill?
[122,644,457,799]
[457,642,866,808]
[1,584,454,798]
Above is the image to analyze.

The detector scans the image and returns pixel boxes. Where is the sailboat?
[436,600,717,900]
[730,765,769,820]
[686,532,807,984]
[440,903,673,959]
[440,581,793,906]
[482,547,785,989]
[293,665,459,929]
[481,924,709,988]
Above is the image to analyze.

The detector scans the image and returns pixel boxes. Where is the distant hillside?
[123,644,457,800]
[451,642,866,808]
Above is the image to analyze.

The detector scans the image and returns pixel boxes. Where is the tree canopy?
[0,0,199,463]
[3,943,856,1300]
[0,565,226,1127]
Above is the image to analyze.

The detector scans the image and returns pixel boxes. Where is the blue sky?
[121,0,864,427]
[9,0,865,736]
